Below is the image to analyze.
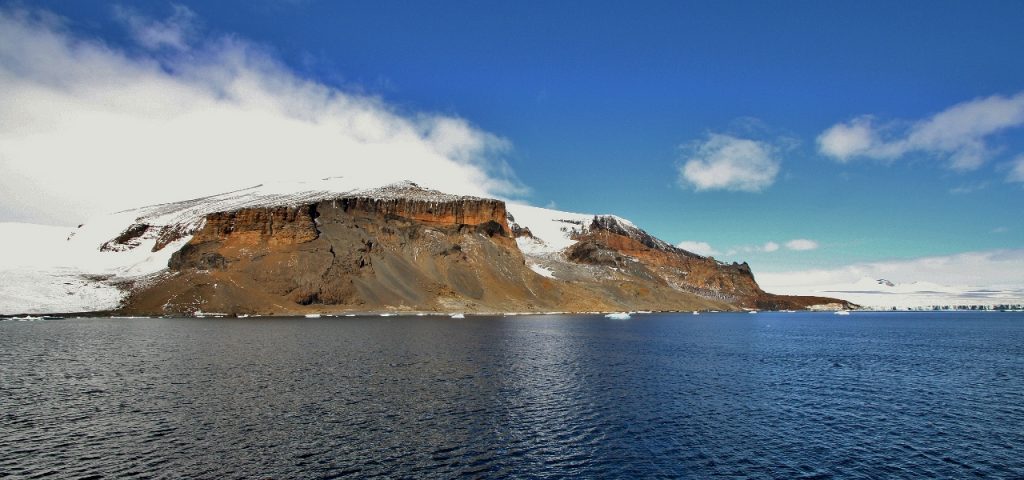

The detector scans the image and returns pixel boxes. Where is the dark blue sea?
[2,312,1023,479]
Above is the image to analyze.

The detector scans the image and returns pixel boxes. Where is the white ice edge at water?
[0,220,192,314]
[761,274,1024,309]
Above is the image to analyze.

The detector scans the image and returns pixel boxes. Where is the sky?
[1,1,1022,284]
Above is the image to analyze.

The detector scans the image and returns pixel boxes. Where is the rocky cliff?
[104,181,852,315]
[563,216,851,310]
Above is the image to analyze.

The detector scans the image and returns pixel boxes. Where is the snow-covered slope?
[0,219,190,314]
[0,266,123,315]
[504,203,704,287]
[105,177,368,236]
[506,203,594,255]
[99,178,489,246]
[505,203,666,256]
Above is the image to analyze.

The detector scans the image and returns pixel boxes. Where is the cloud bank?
[0,7,522,225]
[818,92,1024,171]
[784,239,818,251]
[678,134,780,192]
[679,238,818,257]
[676,241,718,257]
[729,239,817,255]
[1009,155,1024,183]
[113,4,196,51]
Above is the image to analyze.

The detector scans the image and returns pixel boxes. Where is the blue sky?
[4,0,1024,273]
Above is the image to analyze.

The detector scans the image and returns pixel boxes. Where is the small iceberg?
[450,313,465,319]
[605,312,631,320]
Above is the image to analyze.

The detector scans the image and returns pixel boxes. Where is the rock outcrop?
[121,185,546,314]
[564,216,853,310]
[111,182,852,315]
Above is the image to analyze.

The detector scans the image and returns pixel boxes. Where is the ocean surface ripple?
[2,312,1023,478]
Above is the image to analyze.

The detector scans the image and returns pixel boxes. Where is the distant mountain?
[0,178,853,315]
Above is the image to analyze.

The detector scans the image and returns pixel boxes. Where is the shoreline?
[3,307,1023,320]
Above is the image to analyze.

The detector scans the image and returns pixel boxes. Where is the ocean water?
[1,312,1022,478]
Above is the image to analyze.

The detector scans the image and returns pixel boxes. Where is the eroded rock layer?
[565,217,852,310]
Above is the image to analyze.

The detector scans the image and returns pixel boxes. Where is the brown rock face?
[335,196,510,233]
[565,217,853,310]
[122,191,546,315]
[189,205,320,247]
[100,223,150,252]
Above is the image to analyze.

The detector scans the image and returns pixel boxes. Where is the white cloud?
[949,181,989,194]
[785,239,818,251]
[818,92,1024,171]
[1009,155,1024,183]
[678,134,780,192]
[757,249,1024,308]
[0,8,523,225]
[817,117,877,160]
[676,241,718,257]
[723,239,818,256]
[113,4,196,51]
[724,241,777,255]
